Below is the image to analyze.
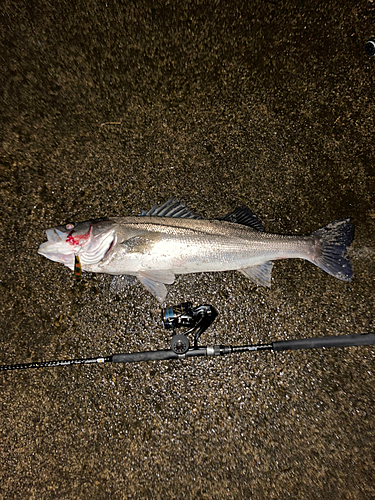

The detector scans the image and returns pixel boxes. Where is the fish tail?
[310,218,354,281]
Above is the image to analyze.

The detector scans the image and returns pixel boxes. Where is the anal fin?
[239,261,274,287]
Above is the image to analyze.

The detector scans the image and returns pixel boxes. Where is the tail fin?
[310,218,354,281]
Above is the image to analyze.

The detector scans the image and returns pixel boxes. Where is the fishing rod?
[1,302,374,371]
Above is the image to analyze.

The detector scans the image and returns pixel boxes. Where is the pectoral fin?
[240,261,274,287]
[137,270,175,302]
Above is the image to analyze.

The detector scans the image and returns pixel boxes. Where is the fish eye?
[66,223,75,230]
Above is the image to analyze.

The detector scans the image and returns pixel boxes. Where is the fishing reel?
[161,302,218,354]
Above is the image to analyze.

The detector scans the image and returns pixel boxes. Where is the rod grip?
[112,350,179,363]
[273,333,375,351]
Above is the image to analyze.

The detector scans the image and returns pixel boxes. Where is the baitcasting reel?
[161,302,218,353]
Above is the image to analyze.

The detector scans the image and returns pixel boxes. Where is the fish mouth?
[38,228,74,264]
[45,227,68,243]
[38,225,116,269]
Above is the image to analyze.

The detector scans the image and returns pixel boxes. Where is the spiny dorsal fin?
[218,206,265,231]
[140,197,202,219]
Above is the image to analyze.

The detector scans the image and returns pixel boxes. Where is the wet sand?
[1,1,374,498]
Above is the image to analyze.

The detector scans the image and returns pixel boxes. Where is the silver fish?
[38,198,354,301]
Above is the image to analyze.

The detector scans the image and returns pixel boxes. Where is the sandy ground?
[1,1,374,499]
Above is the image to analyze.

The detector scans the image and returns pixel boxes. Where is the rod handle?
[112,349,179,363]
[273,333,375,352]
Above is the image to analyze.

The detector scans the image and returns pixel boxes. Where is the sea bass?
[38,198,354,301]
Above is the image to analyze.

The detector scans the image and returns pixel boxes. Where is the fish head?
[38,218,116,270]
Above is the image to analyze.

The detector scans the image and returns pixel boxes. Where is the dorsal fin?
[140,197,202,219]
[218,206,265,231]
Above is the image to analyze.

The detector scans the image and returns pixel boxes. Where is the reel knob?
[170,334,190,354]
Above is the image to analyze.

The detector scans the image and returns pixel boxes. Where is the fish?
[38,197,354,301]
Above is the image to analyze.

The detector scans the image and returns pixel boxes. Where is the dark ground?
[1,1,374,499]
